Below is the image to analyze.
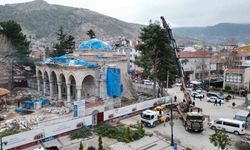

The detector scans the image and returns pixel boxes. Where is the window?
[216,121,222,124]
[223,121,239,127]
[246,56,250,60]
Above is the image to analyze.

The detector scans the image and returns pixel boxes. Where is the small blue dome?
[78,38,114,51]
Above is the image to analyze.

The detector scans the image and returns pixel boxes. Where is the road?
[120,86,248,150]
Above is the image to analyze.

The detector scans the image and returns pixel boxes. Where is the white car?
[207,96,224,103]
[191,91,203,98]
[196,88,203,93]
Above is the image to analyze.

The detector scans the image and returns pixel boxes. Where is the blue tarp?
[39,55,97,68]
[21,100,34,109]
[74,60,97,68]
[39,98,49,107]
[78,38,114,51]
[51,55,74,61]
[106,67,123,97]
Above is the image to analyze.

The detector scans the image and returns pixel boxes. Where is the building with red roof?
[178,50,216,80]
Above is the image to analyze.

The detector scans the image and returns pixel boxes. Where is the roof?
[236,45,250,53]
[39,55,97,68]
[235,110,250,117]
[78,38,114,51]
[178,50,210,58]
[0,88,10,97]
[218,118,245,124]
[225,68,244,73]
[143,110,157,115]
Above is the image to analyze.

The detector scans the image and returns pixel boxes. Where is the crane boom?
[160,16,191,112]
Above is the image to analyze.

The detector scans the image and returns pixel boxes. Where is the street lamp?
[170,97,174,146]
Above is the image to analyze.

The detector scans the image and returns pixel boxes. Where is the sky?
[0,0,250,27]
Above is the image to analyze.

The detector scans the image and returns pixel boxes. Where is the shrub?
[70,126,92,140]
[0,129,20,137]
[79,141,83,150]
[88,146,96,150]
[225,86,232,92]
[95,123,145,143]
[98,136,104,150]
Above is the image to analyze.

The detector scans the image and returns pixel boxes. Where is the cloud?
[1,0,250,27]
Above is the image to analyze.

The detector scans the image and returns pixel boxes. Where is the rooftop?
[224,68,244,73]
[178,50,210,58]
[236,45,250,53]
[38,55,98,68]
[78,38,114,51]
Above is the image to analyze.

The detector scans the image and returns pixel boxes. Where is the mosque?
[36,38,132,109]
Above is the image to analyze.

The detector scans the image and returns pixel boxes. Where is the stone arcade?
[36,38,131,109]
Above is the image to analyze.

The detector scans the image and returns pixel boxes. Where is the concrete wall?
[2,96,170,150]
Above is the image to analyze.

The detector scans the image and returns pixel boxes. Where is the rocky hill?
[173,23,250,44]
[0,0,143,47]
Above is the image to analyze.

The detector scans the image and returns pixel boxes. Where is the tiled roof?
[0,88,10,97]
[225,68,244,73]
[178,50,210,58]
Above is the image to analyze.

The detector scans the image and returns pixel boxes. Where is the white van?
[207,92,224,100]
[209,118,246,135]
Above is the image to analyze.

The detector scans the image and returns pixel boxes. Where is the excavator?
[160,16,205,132]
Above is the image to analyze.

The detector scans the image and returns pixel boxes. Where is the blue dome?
[78,38,114,51]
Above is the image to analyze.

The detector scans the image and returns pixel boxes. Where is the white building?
[178,50,216,81]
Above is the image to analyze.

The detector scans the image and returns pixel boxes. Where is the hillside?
[173,23,250,44]
[0,0,143,47]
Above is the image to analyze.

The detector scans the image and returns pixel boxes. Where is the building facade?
[178,50,216,81]
[36,38,131,108]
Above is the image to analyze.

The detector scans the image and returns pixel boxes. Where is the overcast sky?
[1,0,250,27]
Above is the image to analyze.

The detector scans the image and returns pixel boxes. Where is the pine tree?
[135,22,177,97]
[79,141,83,150]
[0,20,32,89]
[51,26,75,57]
[0,20,31,65]
[139,123,145,136]
[98,136,104,150]
[126,127,133,142]
[86,29,96,39]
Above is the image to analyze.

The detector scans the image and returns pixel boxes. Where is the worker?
[232,102,236,109]
[174,96,177,102]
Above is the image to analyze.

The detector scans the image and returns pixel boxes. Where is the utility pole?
[166,71,169,93]
[0,136,2,150]
[170,97,174,146]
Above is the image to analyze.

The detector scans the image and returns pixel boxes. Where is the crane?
[160,16,205,132]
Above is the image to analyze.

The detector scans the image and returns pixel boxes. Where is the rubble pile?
[0,114,45,131]
[41,107,67,115]
[7,88,41,102]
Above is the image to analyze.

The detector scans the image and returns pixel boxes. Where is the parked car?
[207,96,224,103]
[208,118,246,135]
[191,91,203,98]
[143,80,154,85]
[196,88,203,93]
[207,92,224,100]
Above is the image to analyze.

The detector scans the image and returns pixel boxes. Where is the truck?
[160,16,205,132]
[141,106,170,127]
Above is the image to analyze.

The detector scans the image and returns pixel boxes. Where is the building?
[223,45,250,91]
[36,38,131,109]
[223,68,250,91]
[178,50,216,81]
